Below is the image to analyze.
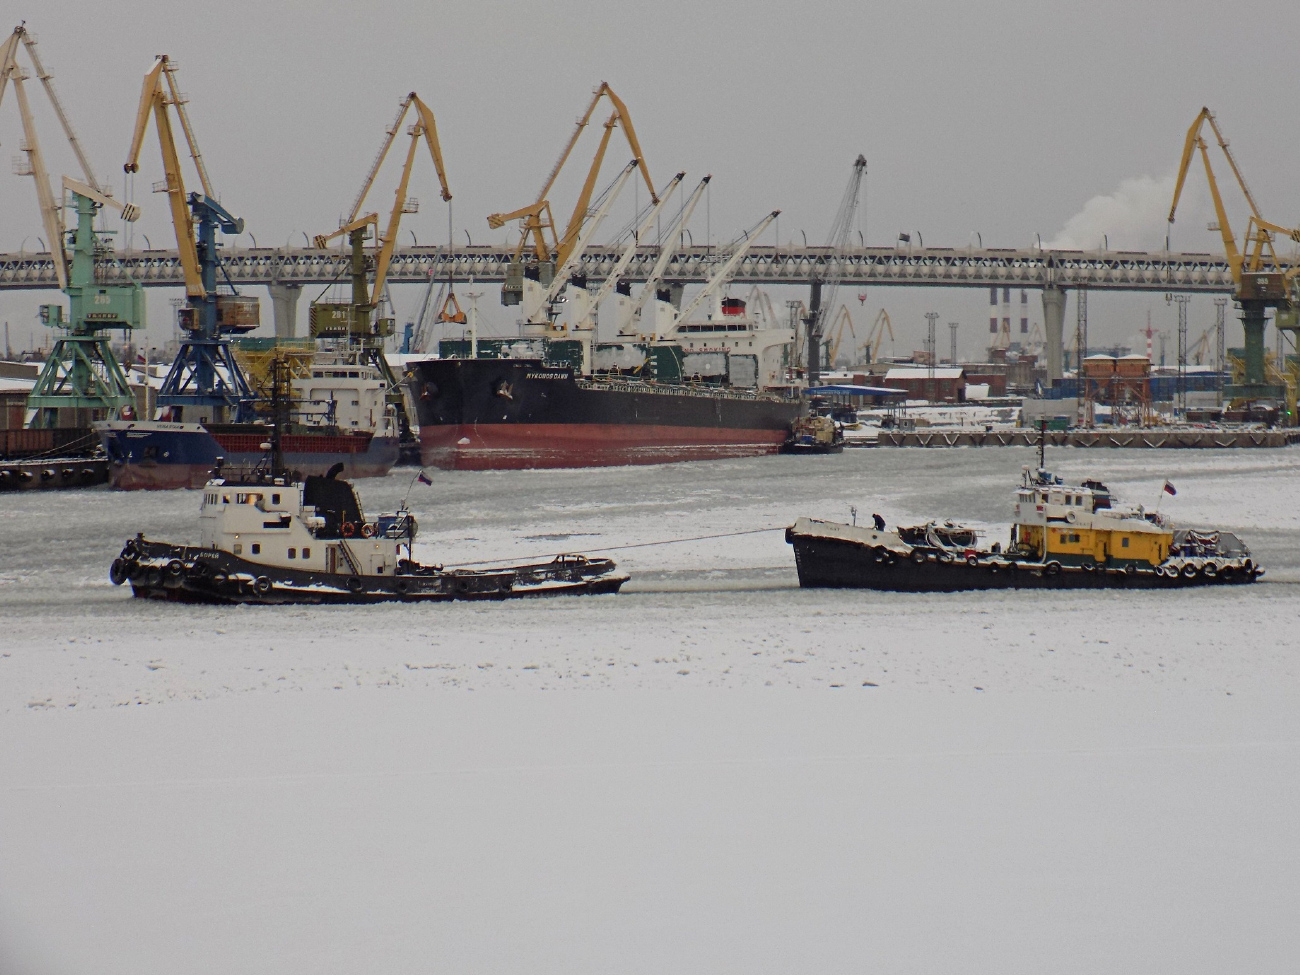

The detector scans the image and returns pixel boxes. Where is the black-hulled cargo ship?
[409,350,801,470]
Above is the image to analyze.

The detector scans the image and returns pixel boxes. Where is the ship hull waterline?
[97,421,399,490]
[409,358,801,471]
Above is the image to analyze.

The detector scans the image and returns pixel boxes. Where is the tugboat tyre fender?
[346,576,363,593]
[966,555,980,567]
[166,559,185,577]
[911,549,927,565]
[109,559,128,586]
[1044,561,1061,576]
[1203,562,1218,578]
[361,523,375,538]
[393,578,410,595]
[146,568,161,587]
[254,576,272,595]
[122,539,139,559]
[341,522,356,538]
[1218,565,1233,582]
[1243,559,1253,575]
[1181,563,1199,579]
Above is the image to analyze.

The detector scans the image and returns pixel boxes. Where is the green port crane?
[1,24,146,427]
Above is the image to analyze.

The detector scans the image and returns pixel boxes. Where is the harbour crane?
[619,175,711,337]
[660,210,781,338]
[1168,107,1300,402]
[1,25,145,425]
[805,154,867,384]
[574,171,685,332]
[311,91,453,446]
[822,305,855,368]
[862,308,894,364]
[125,54,256,420]
[489,82,656,321]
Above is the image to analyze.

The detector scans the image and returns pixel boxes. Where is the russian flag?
[1163,480,1177,496]
[417,470,433,486]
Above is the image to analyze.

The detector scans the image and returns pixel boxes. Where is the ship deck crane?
[619,175,711,337]
[311,91,452,448]
[489,82,656,320]
[1168,107,1300,403]
[1,25,145,425]
[125,54,255,420]
[661,210,781,338]
[806,155,867,385]
[576,171,685,333]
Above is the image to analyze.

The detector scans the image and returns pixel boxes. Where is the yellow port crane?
[311,91,452,446]
[490,82,656,315]
[823,305,855,367]
[1168,107,1300,403]
[863,308,895,363]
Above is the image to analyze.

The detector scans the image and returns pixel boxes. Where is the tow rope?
[439,526,786,568]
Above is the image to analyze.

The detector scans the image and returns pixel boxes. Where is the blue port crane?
[124,54,255,421]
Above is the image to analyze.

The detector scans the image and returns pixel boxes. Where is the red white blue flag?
[1163,480,1177,496]
[417,470,433,486]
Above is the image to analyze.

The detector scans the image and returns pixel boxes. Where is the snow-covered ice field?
[2,447,1298,973]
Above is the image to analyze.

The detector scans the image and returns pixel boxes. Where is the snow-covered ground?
[2,447,1298,973]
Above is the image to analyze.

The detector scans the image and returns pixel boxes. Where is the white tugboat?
[108,371,627,604]
[110,460,627,604]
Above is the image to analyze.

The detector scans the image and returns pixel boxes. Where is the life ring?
[911,549,928,564]
[254,576,272,594]
[109,559,128,586]
[346,576,363,593]
[341,521,356,537]
[1181,563,1199,579]
[1065,510,1077,524]
[360,523,376,538]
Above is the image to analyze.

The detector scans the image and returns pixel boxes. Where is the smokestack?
[1019,289,1029,334]
[1001,287,1011,338]
[989,287,997,333]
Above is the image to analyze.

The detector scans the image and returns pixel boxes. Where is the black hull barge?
[786,464,1263,593]
[786,519,1260,592]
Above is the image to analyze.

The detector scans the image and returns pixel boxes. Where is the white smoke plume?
[1047,173,1214,252]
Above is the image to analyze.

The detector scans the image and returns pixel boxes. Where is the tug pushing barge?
[787,466,1263,592]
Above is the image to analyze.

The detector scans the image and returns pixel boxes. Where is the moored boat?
[786,466,1263,591]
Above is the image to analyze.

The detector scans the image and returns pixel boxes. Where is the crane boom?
[668,210,780,332]
[159,58,213,198]
[807,154,867,383]
[620,175,711,334]
[490,82,656,266]
[586,171,685,310]
[14,27,100,193]
[125,56,202,297]
[346,93,452,227]
[545,158,639,306]
[7,60,66,289]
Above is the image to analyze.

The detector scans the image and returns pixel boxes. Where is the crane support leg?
[1225,301,1285,401]
[805,280,823,385]
[1041,287,1066,385]
[268,281,302,338]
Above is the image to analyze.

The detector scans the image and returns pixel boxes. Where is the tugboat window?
[302,547,310,559]
[233,544,242,555]
[1121,538,1129,548]
[251,543,261,555]
[272,494,281,505]
[288,548,296,559]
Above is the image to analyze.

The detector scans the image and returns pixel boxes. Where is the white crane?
[659,210,781,338]
[806,155,867,383]
[618,175,712,336]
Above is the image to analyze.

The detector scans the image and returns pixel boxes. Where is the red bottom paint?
[420,423,788,471]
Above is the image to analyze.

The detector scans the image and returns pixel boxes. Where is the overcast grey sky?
[2,0,1298,359]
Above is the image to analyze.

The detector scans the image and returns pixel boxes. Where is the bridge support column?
[1041,286,1066,386]
[267,281,302,339]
